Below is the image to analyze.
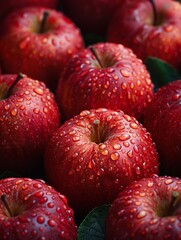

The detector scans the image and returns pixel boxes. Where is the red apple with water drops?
[0,177,77,240]
[0,7,84,91]
[144,80,181,177]
[106,175,181,240]
[107,0,181,70]
[56,42,154,121]
[44,108,159,215]
[0,73,60,175]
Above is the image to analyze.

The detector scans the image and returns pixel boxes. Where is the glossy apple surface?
[0,74,60,175]
[107,0,181,70]
[44,108,159,215]
[106,175,181,240]
[0,7,84,91]
[0,177,77,240]
[56,42,154,121]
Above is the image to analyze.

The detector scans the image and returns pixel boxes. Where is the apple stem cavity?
[5,72,24,99]
[168,191,180,215]
[39,11,49,34]
[92,119,101,144]
[1,194,13,217]
[149,0,157,26]
[90,47,104,68]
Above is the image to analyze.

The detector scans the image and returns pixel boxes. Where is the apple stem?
[1,194,13,217]
[93,119,101,144]
[169,191,180,215]
[90,47,104,68]
[149,0,157,26]
[5,73,24,99]
[39,11,49,33]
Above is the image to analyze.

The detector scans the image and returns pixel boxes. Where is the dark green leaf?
[78,204,110,240]
[145,57,181,91]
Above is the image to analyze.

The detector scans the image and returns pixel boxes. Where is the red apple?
[106,175,181,240]
[61,0,123,34]
[0,73,60,175]
[0,0,59,20]
[0,177,77,239]
[44,108,159,215]
[144,80,181,178]
[56,42,154,121]
[107,0,181,70]
[0,7,84,91]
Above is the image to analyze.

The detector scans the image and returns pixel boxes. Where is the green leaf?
[145,57,181,91]
[78,204,110,240]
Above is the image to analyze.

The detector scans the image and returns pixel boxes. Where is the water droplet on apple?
[37,216,45,224]
[33,108,40,114]
[11,108,18,117]
[111,152,119,161]
[136,211,146,219]
[119,134,130,141]
[33,88,44,95]
[165,179,173,185]
[48,219,56,227]
[120,69,130,77]
[172,94,180,101]
[113,144,121,150]
[101,149,109,156]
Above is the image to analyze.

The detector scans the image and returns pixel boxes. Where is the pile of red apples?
[0,0,180,239]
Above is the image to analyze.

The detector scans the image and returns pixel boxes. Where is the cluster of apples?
[0,0,180,239]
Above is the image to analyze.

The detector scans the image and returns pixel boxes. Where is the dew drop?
[33,88,44,95]
[48,219,56,227]
[47,202,54,208]
[172,94,180,101]
[4,105,10,111]
[147,182,154,187]
[119,134,130,141]
[11,109,18,117]
[102,149,109,156]
[165,179,173,185]
[33,108,40,114]
[120,69,130,77]
[113,144,121,150]
[111,152,119,161]
[137,211,146,219]
[37,216,45,224]
[130,122,138,129]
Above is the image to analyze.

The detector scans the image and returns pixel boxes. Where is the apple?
[44,108,159,215]
[56,42,154,122]
[0,73,60,175]
[107,0,181,70]
[61,0,123,34]
[144,80,181,178]
[0,0,59,20]
[106,175,181,240]
[0,7,84,91]
[0,177,77,239]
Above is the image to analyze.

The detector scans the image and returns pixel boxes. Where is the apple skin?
[0,7,84,91]
[144,80,181,178]
[0,74,60,175]
[0,177,77,240]
[106,175,181,240]
[56,42,154,122]
[61,0,122,34]
[107,0,181,70]
[44,108,159,215]
[0,0,59,20]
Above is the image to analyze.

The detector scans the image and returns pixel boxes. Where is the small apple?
[0,0,59,20]
[0,7,84,91]
[0,177,77,239]
[56,42,154,121]
[106,175,181,240]
[107,0,181,70]
[61,0,123,34]
[0,73,60,175]
[144,80,181,177]
[44,108,159,215]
